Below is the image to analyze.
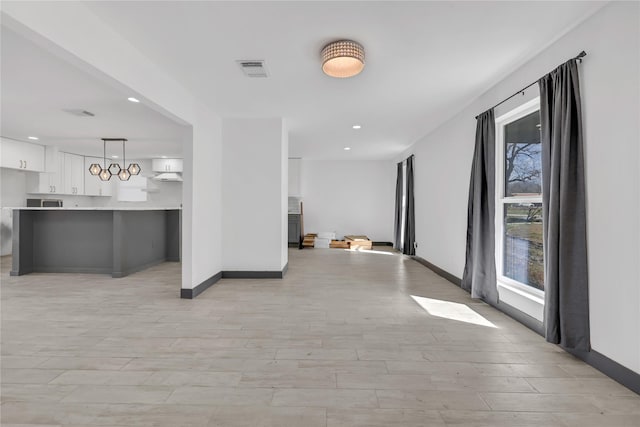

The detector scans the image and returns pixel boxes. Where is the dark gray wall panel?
[10,210,35,276]
[166,209,181,262]
[33,210,113,273]
[113,210,166,277]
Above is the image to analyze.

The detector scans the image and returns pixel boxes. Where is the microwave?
[26,198,63,208]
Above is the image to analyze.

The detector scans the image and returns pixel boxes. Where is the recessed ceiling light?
[352,125,361,129]
[344,147,351,151]
[112,155,119,158]
[28,136,39,140]
[127,97,140,103]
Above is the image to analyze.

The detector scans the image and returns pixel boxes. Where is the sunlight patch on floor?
[411,295,497,328]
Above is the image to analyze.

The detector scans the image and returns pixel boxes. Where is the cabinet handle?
[53,185,56,192]
[19,160,23,168]
[24,160,27,169]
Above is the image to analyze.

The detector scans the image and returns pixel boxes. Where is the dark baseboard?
[372,241,393,247]
[181,263,289,299]
[180,271,222,299]
[222,262,288,279]
[566,348,640,395]
[486,299,545,336]
[411,256,462,286]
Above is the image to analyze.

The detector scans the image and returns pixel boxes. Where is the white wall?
[402,2,639,374]
[300,159,395,242]
[222,118,287,271]
[2,2,223,290]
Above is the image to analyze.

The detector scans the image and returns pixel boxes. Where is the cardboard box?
[330,240,350,249]
[344,235,372,250]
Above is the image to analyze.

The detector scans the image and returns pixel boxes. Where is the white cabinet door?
[152,158,183,172]
[63,153,85,195]
[84,157,112,196]
[26,152,63,194]
[0,138,45,172]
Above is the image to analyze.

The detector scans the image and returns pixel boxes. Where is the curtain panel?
[462,110,498,304]
[539,59,590,351]
[394,162,404,250]
[403,156,415,256]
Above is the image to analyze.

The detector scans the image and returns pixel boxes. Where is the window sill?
[497,280,544,322]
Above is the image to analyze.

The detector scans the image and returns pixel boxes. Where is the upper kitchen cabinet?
[0,137,45,172]
[63,153,85,195]
[84,157,112,197]
[288,158,301,196]
[152,158,183,173]
[27,149,64,194]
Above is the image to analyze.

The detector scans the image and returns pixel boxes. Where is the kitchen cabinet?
[27,152,64,194]
[63,153,85,195]
[0,137,45,172]
[84,157,112,196]
[288,158,301,196]
[152,158,183,173]
[288,214,301,247]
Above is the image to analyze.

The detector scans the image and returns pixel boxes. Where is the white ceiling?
[83,0,604,160]
[0,26,187,159]
[0,2,604,161]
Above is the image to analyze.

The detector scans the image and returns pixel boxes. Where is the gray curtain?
[462,110,498,304]
[403,156,415,255]
[539,59,590,351]
[394,162,404,250]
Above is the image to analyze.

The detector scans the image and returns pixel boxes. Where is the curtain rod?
[475,51,586,119]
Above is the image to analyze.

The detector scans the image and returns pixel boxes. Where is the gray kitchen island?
[10,207,181,278]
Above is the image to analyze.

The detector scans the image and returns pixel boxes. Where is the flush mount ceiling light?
[321,40,365,78]
[352,125,361,129]
[91,138,141,181]
[344,147,351,151]
[127,97,140,103]
[28,136,39,140]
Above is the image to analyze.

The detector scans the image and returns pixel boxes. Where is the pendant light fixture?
[118,139,131,181]
[92,138,141,181]
[321,40,365,78]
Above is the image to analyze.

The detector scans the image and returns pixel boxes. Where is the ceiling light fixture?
[90,138,141,181]
[352,125,361,129]
[321,40,365,78]
[344,147,351,151]
[28,136,39,140]
[127,97,140,103]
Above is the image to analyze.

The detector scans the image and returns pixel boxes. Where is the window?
[495,98,544,320]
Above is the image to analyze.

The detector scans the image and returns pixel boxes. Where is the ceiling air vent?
[237,60,268,78]
[64,109,96,117]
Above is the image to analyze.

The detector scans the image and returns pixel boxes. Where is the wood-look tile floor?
[1,249,638,426]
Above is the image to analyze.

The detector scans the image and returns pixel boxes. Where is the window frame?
[494,97,545,320]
